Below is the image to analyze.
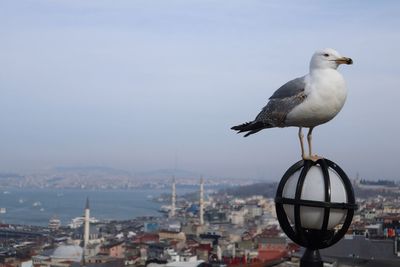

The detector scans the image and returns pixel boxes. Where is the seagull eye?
[323,53,329,57]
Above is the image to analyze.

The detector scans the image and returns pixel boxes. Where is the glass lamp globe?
[282,166,347,230]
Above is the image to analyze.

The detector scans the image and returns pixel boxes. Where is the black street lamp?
[275,158,357,267]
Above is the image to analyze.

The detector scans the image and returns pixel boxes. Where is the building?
[32,245,83,267]
[85,255,124,266]
[257,237,288,262]
[99,241,125,258]
[321,235,400,260]
[159,230,186,242]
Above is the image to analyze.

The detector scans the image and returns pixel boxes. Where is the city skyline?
[1,1,400,180]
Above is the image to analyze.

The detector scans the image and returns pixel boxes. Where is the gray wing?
[269,76,306,99]
[231,76,307,136]
[255,76,307,127]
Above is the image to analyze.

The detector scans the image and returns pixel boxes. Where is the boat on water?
[0,208,6,214]
[33,201,42,207]
[68,216,99,229]
[159,205,172,213]
[48,216,61,230]
[158,205,182,214]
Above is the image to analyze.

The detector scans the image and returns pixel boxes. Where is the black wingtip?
[231,121,268,137]
[231,122,252,131]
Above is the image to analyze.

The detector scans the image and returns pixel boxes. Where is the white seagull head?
[310,48,353,71]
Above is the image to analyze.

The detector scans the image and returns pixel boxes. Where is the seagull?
[231,48,353,161]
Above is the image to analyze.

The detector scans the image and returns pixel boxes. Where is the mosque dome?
[51,245,83,262]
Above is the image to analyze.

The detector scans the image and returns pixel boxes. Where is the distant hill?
[218,181,400,199]
[135,168,201,179]
[359,179,395,186]
[0,173,23,179]
[54,165,132,176]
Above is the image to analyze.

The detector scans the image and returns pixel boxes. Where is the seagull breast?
[284,69,347,128]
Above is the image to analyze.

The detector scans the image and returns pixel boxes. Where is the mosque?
[32,198,108,266]
[32,178,208,267]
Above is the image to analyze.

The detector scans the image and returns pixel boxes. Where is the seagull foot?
[302,154,323,162]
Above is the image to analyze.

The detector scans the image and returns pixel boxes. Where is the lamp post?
[275,158,357,267]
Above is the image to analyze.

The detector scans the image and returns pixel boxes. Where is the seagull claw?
[302,154,323,162]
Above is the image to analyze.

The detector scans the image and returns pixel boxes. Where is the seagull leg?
[307,127,314,157]
[306,127,322,161]
[298,127,306,159]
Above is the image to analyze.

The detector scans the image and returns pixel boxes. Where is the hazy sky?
[1,1,400,180]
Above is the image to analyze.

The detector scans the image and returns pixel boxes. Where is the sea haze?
[0,187,196,227]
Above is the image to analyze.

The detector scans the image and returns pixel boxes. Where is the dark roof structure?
[333,257,400,267]
[321,235,399,261]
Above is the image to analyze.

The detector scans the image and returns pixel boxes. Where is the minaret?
[199,177,204,225]
[84,197,90,248]
[170,177,176,217]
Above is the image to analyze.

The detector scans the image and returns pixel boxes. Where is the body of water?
[0,187,196,226]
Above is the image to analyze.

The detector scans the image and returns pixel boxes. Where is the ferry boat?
[33,201,42,207]
[159,205,172,213]
[68,216,99,229]
[48,216,61,230]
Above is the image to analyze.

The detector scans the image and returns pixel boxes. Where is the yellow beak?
[335,57,353,65]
